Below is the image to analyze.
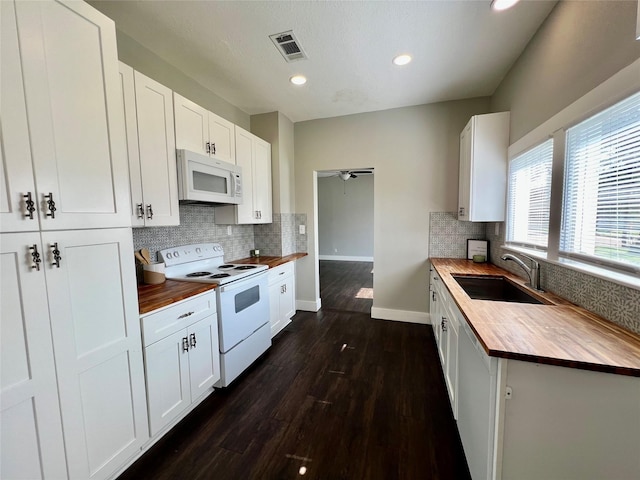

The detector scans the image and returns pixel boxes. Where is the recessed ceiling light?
[290,74,307,85]
[392,54,412,66]
[491,0,520,11]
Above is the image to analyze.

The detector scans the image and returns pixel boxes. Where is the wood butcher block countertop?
[430,258,640,377]
[138,280,216,315]
[228,252,308,268]
[137,253,306,315]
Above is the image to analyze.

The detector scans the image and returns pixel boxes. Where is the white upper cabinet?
[174,93,236,165]
[119,64,180,227]
[10,0,131,231]
[215,127,272,224]
[458,112,510,222]
[0,0,39,233]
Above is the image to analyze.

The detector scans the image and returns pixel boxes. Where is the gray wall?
[294,98,491,313]
[115,31,250,130]
[318,175,374,259]
[491,0,640,143]
[488,0,640,334]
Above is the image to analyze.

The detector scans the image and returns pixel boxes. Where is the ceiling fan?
[332,169,373,181]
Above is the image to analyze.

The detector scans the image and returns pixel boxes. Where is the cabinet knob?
[29,244,41,271]
[23,192,36,219]
[51,242,61,268]
[44,192,56,218]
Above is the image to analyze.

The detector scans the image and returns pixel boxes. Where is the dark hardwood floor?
[118,263,470,480]
[319,260,374,313]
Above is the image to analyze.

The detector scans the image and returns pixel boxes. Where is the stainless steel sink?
[452,275,545,304]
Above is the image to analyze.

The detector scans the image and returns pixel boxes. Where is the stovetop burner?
[218,265,235,269]
[210,273,231,279]
[235,265,257,270]
[186,271,212,277]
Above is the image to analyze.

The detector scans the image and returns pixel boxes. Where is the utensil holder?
[143,262,165,285]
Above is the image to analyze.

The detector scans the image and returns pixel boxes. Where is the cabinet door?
[187,315,220,400]
[209,112,236,164]
[268,281,282,337]
[253,137,273,224]
[1,233,67,479]
[458,122,472,221]
[235,127,256,223]
[144,330,191,437]
[15,0,131,230]
[43,228,148,479]
[0,1,39,233]
[174,93,210,157]
[119,63,145,227]
[280,274,296,320]
[134,71,180,227]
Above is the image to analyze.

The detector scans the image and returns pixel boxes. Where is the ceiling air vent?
[269,30,308,63]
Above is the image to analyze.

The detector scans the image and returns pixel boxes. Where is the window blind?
[561,91,640,270]
[506,139,553,247]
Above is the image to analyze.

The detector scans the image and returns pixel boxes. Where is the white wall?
[318,175,374,260]
[294,98,491,316]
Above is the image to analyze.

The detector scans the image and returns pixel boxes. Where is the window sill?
[501,244,640,291]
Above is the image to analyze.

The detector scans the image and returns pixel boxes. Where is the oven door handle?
[218,272,266,293]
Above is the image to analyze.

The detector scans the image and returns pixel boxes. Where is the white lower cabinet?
[1,229,149,480]
[430,262,640,480]
[268,263,296,337]
[141,291,220,436]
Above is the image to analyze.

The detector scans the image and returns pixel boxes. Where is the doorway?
[316,169,374,313]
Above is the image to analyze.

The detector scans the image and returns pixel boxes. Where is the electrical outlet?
[505,386,513,399]
[227,226,232,236]
[495,223,500,236]
[299,224,306,235]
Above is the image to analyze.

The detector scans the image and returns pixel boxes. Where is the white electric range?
[159,243,271,387]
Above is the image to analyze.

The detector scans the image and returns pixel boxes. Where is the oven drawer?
[141,291,216,347]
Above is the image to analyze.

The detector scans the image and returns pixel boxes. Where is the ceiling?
[90,0,557,123]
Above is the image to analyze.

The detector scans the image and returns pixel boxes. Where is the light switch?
[299,225,306,235]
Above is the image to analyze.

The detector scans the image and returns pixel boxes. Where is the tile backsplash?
[133,206,308,263]
[132,204,254,262]
[254,213,306,257]
[429,212,487,259]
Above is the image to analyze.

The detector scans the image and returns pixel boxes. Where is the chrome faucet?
[501,253,542,291]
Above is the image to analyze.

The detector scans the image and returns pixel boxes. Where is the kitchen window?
[506,139,553,248]
[561,92,640,271]
[504,63,640,285]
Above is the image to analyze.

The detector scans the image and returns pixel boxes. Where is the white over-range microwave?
[177,149,242,204]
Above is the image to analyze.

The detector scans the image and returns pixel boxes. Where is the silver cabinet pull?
[51,242,61,268]
[206,142,211,154]
[189,333,196,349]
[182,336,189,352]
[146,204,153,219]
[23,192,36,219]
[136,203,144,219]
[211,142,216,155]
[178,311,194,319]
[44,192,56,218]
[29,244,41,271]
[441,317,448,333]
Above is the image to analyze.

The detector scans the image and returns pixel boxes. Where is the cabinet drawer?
[141,291,216,346]
[268,262,294,284]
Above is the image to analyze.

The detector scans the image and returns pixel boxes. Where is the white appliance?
[159,243,270,387]
[176,149,243,204]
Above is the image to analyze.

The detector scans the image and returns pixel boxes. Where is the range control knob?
[173,251,179,257]
[196,247,201,254]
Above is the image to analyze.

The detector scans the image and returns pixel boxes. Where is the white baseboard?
[371,307,430,325]
[318,255,374,262]
[296,298,321,312]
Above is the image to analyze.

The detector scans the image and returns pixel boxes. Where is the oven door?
[217,273,269,353]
